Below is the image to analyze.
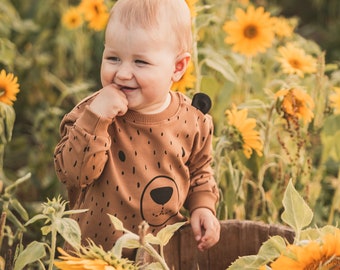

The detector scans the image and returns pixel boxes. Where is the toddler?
[54,0,220,258]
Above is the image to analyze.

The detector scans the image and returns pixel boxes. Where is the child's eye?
[135,60,149,65]
[107,57,120,62]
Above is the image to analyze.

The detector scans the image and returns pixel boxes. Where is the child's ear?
[172,52,191,82]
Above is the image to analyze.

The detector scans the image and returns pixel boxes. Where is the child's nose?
[116,63,133,80]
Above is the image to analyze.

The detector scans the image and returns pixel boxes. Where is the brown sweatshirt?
[54,90,219,252]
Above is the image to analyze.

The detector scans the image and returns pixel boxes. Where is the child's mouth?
[115,83,137,92]
[121,86,136,91]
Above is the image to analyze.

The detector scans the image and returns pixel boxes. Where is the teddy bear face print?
[140,175,180,227]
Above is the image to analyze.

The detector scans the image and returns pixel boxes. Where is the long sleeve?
[184,114,219,215]
[54,103,112,206]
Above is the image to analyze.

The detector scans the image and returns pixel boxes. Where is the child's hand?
[90,85,128,119]
[190,208,220,251]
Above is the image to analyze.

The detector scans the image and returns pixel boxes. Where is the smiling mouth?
[121,86,136,91]
[114,83,137,91]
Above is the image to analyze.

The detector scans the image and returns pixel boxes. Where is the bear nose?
[150,187,173,205]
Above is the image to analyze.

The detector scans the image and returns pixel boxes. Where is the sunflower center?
[71,17,78,24]
[93,4,100,14]
[244,25,258,39]
[288,59,301,69]
[0,87,4,96]
[283,91,304,115]
[303,256,340,270]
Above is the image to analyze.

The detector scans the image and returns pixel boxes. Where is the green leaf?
[5,209,26,231]
[199,47,237,83]
[144,233,161,245]
[281,179,313,237]
[320,115,340,162]
[0,103,15,144]
[111,233,140,258]
[0,38,17,68]
[227,255,265,270]
[154,221,186,246]
[10,198,29,221]
[55,217,82,249]
[257,236,287,261]
[41,225,51,236]
[63,208,88,216]
[227,236,287,270]
[107,214,125,231]
[24,214,48,226]
[13,241,46,270]
[204,57,237,83]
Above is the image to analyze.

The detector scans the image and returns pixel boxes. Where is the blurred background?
[1,0,340,264]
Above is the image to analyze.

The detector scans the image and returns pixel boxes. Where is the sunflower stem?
[48,226,57,270]
[328,167,340,225]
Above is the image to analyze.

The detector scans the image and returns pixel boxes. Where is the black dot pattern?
[54,91,219,253]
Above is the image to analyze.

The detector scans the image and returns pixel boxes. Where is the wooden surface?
[162,220,294,270]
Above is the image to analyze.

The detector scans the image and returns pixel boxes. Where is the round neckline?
[121,91,182,124]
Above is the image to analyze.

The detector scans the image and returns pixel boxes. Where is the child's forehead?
[111,8,164,30]
[105,19,176,51]
[107,0,192,53]
[107,13,174,42]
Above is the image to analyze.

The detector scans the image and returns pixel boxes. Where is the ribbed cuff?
[187,191,217,216]
[75,105,112,137]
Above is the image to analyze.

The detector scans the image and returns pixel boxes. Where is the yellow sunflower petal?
[185,0,198,17]
[87,11,109,31]
[276,88,315,124]
[80,0,108,22]
[226,104,263,158]
[62,7,84,29]
[271,233,340,270]
[223,6,275,56]
[271,16,295,38]
[329,87,340,114]
[277,43,317,77]
[0,69,20,106]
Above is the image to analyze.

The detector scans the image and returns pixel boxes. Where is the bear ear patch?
[191,93,212,114]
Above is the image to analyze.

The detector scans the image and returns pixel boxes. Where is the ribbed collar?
[121,91,184,124]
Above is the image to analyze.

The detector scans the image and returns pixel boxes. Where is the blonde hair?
[108,0,192,53]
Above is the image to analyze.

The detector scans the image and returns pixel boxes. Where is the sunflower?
[0,69,20,106]
[277,43,317,77]
[185,0,198,17]
[275,87,315,124]
[54,245,138,270]
[171,60,196,93]
[80,0,109,31]
[87,11,109,31]
[329,87,340,114]
[54,248,111,270]
[271,16,295,38]
[237,0,250,6]
[223,6,275,57]
[62,7,84,29]
[271,230,340,270]
[225,104,263,159]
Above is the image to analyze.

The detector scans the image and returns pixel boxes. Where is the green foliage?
[190,0,340,226]
[13,241,45,270]
[227,182,339,269]
[281,179,313,240]
[14,196,87,270]
[0,173,31,255]
[108,214,186,270]
[0,103,15,145]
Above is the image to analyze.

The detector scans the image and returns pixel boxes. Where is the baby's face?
[101,19,180,114]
